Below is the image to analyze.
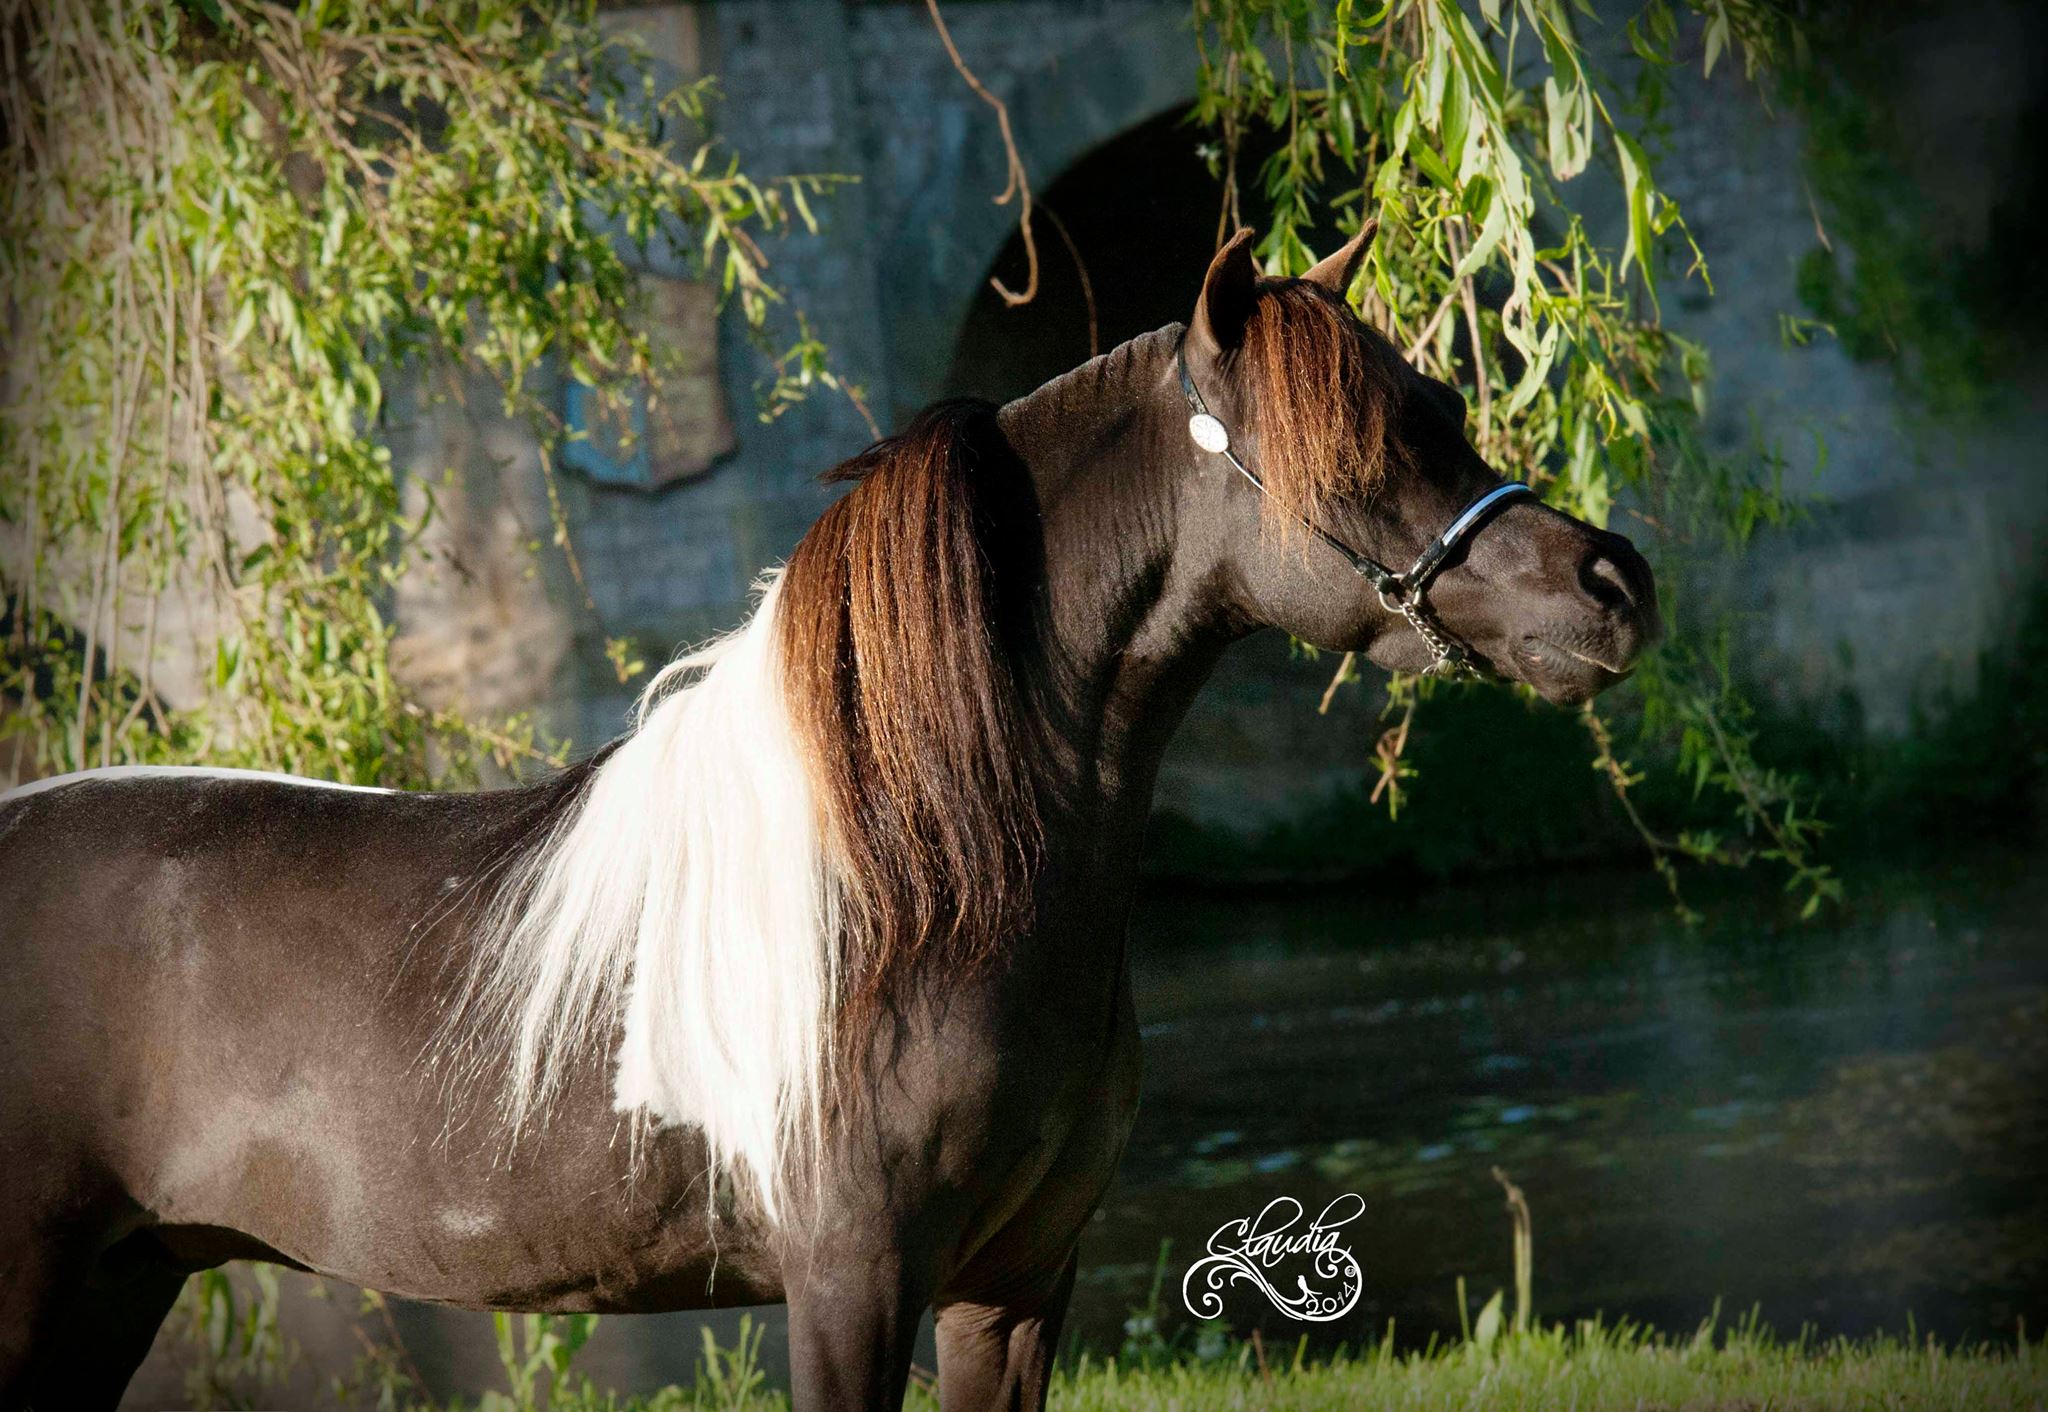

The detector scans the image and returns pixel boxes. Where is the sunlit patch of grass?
[1016,1317,2046,1412]
[412,1316,2048,1410]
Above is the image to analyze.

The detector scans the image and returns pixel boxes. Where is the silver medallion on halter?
[1188,412,1230,455]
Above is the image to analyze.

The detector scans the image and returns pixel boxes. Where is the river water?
[127,848,2048,1402]
[1087,848,2047,1355]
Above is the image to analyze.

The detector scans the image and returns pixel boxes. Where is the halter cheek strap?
[1176,337,1537,677]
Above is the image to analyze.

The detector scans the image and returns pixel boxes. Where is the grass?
[171,1281,2048,1412]
[1027,1322,2047,1412]
[409,1317,2048,1411]
[167,1166,2045,1410]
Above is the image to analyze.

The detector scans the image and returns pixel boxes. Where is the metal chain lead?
[1385,590,1472,678]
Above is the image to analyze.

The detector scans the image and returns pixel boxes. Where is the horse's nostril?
[1579,551,1637,612]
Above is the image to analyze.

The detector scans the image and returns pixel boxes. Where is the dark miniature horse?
[0,226,1656,1410]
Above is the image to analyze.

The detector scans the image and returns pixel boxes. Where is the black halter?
[1177,337,1536,677]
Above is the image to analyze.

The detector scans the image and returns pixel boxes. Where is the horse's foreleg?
[0,1231,61,1411]
[2,1227,185,1412]
[933,1251,1078,1412]
[784,1249,927,1412]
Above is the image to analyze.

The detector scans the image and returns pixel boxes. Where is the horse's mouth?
[1516,635,1634,700]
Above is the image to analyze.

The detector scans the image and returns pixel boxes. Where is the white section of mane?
[456,572,834,1222]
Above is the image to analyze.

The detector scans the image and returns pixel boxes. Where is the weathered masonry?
[387,1,2047,834]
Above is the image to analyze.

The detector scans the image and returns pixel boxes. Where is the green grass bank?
[172,1300,2046,1411]
[1025,1324,2045,1412]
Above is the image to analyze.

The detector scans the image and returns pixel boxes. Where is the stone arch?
[870,8,1197,418]
[943,104,1238,405]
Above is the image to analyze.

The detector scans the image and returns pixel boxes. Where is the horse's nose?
[1577,534,1661,642]
[1579,548,1637,612]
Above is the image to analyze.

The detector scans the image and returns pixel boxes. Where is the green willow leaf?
[3,0,851,789]
[1615,129,1658,306]
[1453,189,1510,279]
[1192,0,1835,919]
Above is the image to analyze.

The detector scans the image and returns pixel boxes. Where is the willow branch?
[1405,283,1461,365]
[1368,696,1416,807]
[925,0,1038,306]
[1317,650,1358,715]
[1038,203,1097,358]
[840,381,883,442]
[1457,257,1493,436]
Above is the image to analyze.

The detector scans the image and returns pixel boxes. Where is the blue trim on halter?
[1401,481,1538,593]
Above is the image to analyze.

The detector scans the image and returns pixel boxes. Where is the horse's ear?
[1190,228,1259,355]
[1302,218,1379,297]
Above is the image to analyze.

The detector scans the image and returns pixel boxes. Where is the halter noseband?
[1176,337,1536,678]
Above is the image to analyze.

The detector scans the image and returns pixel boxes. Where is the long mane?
[778,399,1043,1056]
[440,400,1040,1220]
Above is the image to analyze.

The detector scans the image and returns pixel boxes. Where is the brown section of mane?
[1237,280,1412,537]
[777,400,1044,1060]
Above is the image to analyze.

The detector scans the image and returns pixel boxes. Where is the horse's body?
[2,763,1136,1391]
[0,229,1656,1410]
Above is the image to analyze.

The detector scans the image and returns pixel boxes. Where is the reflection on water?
[1081,850,2048,1353]
[128,849,2048,1402]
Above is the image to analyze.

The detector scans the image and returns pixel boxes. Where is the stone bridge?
[388,0,2047,838]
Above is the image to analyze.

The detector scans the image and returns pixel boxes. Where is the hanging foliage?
[0,0,847,787]
[1193,0,1839,916]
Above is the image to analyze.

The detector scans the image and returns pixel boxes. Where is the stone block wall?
[387,0,2045,831]
[1645,18,2047,738]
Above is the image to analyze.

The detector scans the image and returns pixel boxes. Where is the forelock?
[1233,279,1411,534]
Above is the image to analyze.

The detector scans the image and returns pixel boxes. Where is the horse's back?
[0,761,787,1313]
[0,767,545,1013]
[0,770,559,1244]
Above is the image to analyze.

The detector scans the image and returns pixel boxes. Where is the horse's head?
[1181,226,1658,705]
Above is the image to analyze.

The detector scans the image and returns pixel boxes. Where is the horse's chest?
[962,965,1144,1220]
[372,955,1142,1310]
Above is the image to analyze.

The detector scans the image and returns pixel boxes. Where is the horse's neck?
[1000,326,1244,857]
